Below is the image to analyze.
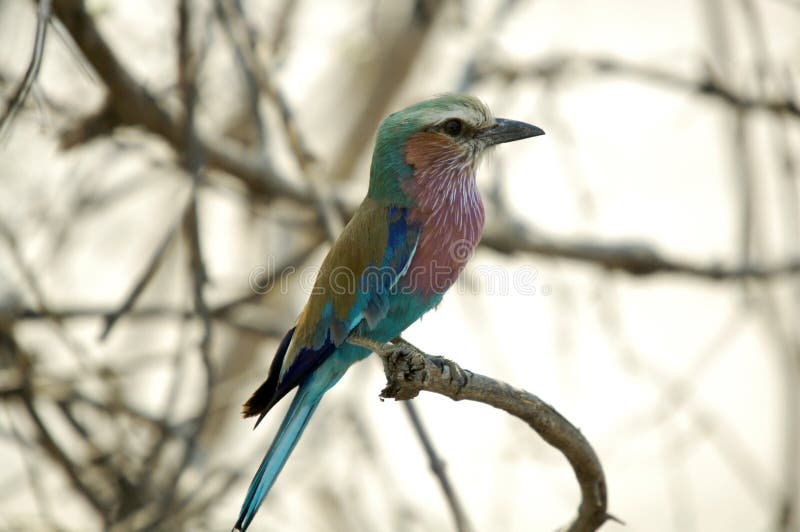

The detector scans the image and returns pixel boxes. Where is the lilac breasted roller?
[234,94,544,530]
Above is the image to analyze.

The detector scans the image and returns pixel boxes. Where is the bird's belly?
[353,291,441,344]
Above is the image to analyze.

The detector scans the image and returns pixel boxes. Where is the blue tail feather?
[234,342,374,530]
[234,383,321,531]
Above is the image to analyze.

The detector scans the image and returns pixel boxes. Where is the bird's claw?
[390,338,468,392]
[428,355,468,393]
[377,340,427,400]
[381,341,426,373]
[377,338,469,399]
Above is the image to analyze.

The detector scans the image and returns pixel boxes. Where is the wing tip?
[240,326,297,421]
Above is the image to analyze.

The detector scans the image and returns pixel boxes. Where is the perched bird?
[234,94,543,530]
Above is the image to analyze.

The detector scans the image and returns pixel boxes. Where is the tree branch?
[52,0,307,203]
[0,0,51,139]
[328,0,445,183]
[482,221,800,279]
[348,336,611,532]
[466,53,800,119]
[402,401,473,532]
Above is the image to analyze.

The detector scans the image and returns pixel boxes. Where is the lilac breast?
[400,163,485,298]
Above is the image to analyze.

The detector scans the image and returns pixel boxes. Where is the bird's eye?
[443,119,463,137]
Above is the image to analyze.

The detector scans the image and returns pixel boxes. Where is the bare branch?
[99,211,185,340]
[482,221,800,279]
[52,0,307,203]
[215,0,343,239]
[8,342,111,523]
[329,0,446,183]
[348,336,610,532]
[0,0,51,139]
[402,401,474,532]
[466,53,800,119]
[145,2,215,526]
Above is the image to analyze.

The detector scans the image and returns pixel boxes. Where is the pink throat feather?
[400,135,485,297]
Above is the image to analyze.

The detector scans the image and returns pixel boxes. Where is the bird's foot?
[392,337,467,391]
[382,340,426,375]
[427,354,468,393]
[392,336,467,392]
[348,335,469,400]
[382,337,469,397]
[373,338,426,400]
[346,335,426,372]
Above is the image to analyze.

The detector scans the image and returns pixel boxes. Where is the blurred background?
[1,0,799,530]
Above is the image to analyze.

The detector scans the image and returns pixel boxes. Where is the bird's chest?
[400,180,485,297]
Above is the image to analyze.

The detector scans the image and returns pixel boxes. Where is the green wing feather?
[282,198,418,377]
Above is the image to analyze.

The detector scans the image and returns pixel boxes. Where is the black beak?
[476,118,545,146]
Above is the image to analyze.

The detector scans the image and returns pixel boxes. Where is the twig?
[138,3,214,528]
[465,53,800,119]
[595,283,776,507]
[482,222,800,279]
[216,0,343,240]
[348,336,611,532]
[0,0,51,140]
[0,216,91,368]
[52,0,307,203]
[212,0,266,149]
[177,0,214,499]
[265,0,295,57]
[402,401,473,532]
[267,84,343,239]
[99,209,186,340]
[738,2,800,527]
[8,343,111,523]
[329,0,445,183]
[7,417,62,530]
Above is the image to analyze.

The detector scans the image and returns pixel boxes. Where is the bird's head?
[368,94,544,203]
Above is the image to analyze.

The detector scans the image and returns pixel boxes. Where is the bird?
[234,94,544,530]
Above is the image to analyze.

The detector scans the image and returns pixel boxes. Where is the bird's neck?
[400,134,486,297]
